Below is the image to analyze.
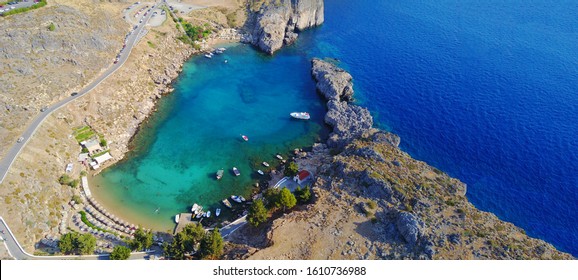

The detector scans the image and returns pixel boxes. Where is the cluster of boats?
[205,47,227,59]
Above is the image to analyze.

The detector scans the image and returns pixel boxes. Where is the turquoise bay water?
[92,44,328,229]
[94,0,577,256]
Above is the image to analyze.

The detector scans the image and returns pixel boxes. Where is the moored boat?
[231,195,243,203]
[216,208,221,217]
[216,169,224,180]
[276,154,283,160]
[241,135,248,141]
[257,170,264,175]
[191,203,199,213]
[206,211,211,218]
[262,162,269,167]
[222,199,232,208]
[233,167,240,176]
[239,196,246,202]
[174,214,180,223]
[290,112,310,120]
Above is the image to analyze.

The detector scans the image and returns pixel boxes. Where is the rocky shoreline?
[231,58,573,260]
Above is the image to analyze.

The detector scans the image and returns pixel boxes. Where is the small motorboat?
[191,204,199,213]
[206,211,211,218]
[233,167,240,176]
[174,214,180,223]
[215,208,221,217]
[241,135,249,141]
[222,199,232,208]
[231,195,243,203]
[262,162,269,167]
[239,196,246,202]
[257,170,264,175]
[204,53,213,58]
[217,47,226,52]
[216,169,224,180]
[196,211,204,219]
[276,154,283,160]
[290,112,310,120]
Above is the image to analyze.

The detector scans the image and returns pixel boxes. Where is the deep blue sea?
[299,0,577,256]
[95,0,577,256]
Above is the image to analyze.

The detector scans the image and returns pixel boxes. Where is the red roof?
[297,170,311,181]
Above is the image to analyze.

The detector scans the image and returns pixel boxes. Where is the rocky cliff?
[244,0,324,54]
[229,58,573,260]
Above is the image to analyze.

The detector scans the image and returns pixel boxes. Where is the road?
[0,1,164,260]
[1,216,158,259]
[220,215,247,239]
[0,1,160,184]
[0,0,36,14]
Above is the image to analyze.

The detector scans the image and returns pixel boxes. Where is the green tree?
[247,199,268,227]
[284,161,299,177]
[294,186,312,204]
[58,232,77,254]
[99,139,107,147]
[279,187,297,212]
[263,187,281,209]
[110,245,131,260]
[76,233,96,255]
[163,233,185,260]
[199,228,223,259]
[180,223,205,253]
[58,174,71,185]
[71,195,82,205]
[130,228,153,251]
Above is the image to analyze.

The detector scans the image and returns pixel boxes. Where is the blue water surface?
[299,0,577,256]
[96,0,577,255]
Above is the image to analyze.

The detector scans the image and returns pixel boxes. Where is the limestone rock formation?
[246,0,324,54]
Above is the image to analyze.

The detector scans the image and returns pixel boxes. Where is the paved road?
[0,216,158,260]
[0,1,160,184]
[0,0,36,14]
[220,215,247,239]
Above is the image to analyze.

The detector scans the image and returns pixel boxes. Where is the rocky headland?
[243,0,324,54]
[226,58,574,260]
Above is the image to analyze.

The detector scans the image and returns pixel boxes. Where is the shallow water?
[92,44,328,230]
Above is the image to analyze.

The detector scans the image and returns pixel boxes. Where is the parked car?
[71,92,78,96]
[17,137,24,143]
[40,106,48,112]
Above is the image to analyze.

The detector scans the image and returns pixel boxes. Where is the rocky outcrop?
[245,0,324,54]
[311,58,373,149]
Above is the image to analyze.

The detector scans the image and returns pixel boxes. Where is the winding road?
[0,1,160,184]
[0,1,164,260]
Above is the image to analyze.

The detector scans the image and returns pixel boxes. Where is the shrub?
[367,200,377,210]
[129,228,153,251]
[48,22,55,31]
[71,195,82,205]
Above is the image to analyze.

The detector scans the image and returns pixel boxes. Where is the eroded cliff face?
[245,0,324,54]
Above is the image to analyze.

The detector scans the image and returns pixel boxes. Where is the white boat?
[241,135,248,141]
[231,195,243,203]
[290,112,310,120]
[216,169,224,180]
[222,199,232,208]
[174,214,180,223]
[204,53,213,58]
[276,154,283,160]
[206,211,211,218]
[216,208,221,217]
[257,170,264,175]
[233,167,240,176]
[217,47,226,52]
[262,162,269,167]
[239,196,246,202]
[191,204,199,213]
